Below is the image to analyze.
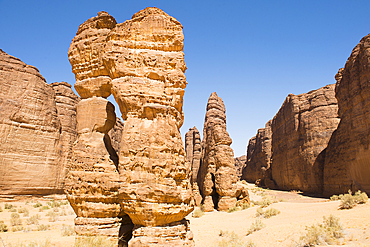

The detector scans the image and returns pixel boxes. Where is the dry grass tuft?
[246,219,265,235]
[218,231,255,247]
[74,236,116,247]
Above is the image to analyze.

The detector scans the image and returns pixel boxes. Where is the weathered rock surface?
[66,7,194,245]
[241,120,272,184]
[234,155,246,180]
[108,117,124,155]
[268,84,339,194]
[197,92,244,211]
[64,97,122,237]
[50,82,80,189]
[0,49,66,195]
[323,34,370,196]
[185,127,202,184]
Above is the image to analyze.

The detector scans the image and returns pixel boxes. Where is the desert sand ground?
[0,183,369,247]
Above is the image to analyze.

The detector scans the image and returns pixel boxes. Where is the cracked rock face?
[0,50,79,195]
[66,7,193,245]
[267,84,339,194]
[323,34,370,196]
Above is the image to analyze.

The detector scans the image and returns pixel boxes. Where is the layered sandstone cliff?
[66,8,194,245]
[269,84,339,194]
[323,34,370,196]
[241,120,272,184]
[0,50,79,195]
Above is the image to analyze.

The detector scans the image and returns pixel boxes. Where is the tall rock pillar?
[65,12,124,238]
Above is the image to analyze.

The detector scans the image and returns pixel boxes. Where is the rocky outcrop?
[50,82,80,189]
[242,121,272,184]
[234,155,246,180]
[323,34,370,196]
[108,117,124,155]
[269,84,339,194]
[185,127,202,184]
[0,50,77,195]
[197,92,244,211]
[66,8,194,245]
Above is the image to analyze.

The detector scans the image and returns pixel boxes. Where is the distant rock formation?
[234,155,246,180]
[65,8,194,245]
[241,120,272,184]
[196,92,248,211]
[0,49,79,195]
[243,84,339,194]
[323,34,370,196]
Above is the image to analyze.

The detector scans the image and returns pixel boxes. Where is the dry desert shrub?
[18,207,29,217]
[251,196,274,208]
[246,219,265,235]
[61,224,75,236]
[5,203,14,209]
[46,211,58,222]
[74,236,116,247]
[7,239,52,247]
[337,190,368,209]
[11,226,24,232]
[218,231,255,247]
[37,224,50,231]
[10,213,22,226]
[26,215,40,225]
[298,215,343,246]
[227,206,240,213]
[0,206,3,212]
[0,220,8,232]
[256,207,280,218]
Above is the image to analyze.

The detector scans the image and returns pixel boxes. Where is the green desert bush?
[61,224,75,236]
[192,208,205,218]
[218,231,255,247]
[33,202,42,208]
[4,203,14,209]
[74,236,116,247]
[227,206,240,213]
[0,220,8,232]
[246,219,266,235]
[299,215,343,246]
[10,212,22,226]
[339,190,368,209]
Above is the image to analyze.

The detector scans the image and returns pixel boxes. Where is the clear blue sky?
[1,0,369,157]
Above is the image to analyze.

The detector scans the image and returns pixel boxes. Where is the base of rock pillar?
[217,196,237,211]
[75,217,120,237]
[202,196,215,212]
[128,219,194,247]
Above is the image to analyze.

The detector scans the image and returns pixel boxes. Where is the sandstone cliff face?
[108,117,124,155]
[198,92,241,211]
[66,8,194,245]
[0,49,66,195]
[242,121,272,184]
[269,84,339,194]
[234,155,246,180]
[323,34,370,196]
[50,82,80,189]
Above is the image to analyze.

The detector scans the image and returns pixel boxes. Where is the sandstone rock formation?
[50,82,80,188]
[323,34,370,196]
[197,92,241,211]
[185,127,204,206]
[0,49,78,195]
[108,117,124,155]
[234,155,246,180]
[241,120,272,184]
[66,8,194,245]
[269,84,339,194]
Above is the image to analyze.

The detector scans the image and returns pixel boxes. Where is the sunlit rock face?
[66,7,194,245]
[197,92,243,212]
[323,34,370,196]
[0,50,79,195]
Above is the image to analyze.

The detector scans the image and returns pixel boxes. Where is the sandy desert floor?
[0,184,369,247]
